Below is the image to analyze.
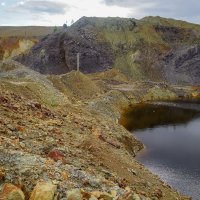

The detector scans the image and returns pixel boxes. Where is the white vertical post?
[77,53,80,72]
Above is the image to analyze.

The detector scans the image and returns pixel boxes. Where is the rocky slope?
[1,60,199,199]
[17,18,116,74]
[1,17,200,200]
[17,16,200,85]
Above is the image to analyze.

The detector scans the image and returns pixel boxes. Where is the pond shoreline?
[120,100,200,200]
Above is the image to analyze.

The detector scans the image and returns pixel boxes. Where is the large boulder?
[29,181,57,200]
[67,189,83,200]
[0,183,25,200]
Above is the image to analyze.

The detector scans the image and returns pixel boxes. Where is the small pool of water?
[120,101,200,199]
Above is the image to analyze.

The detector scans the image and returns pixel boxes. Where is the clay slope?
[0,37,37,61]
[0,26,55,61]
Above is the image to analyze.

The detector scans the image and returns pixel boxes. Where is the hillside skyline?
[0,0,200,26]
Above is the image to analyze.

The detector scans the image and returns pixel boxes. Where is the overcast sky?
[0,0,200,26]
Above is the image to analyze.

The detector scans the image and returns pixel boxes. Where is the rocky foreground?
[1,61,199,200]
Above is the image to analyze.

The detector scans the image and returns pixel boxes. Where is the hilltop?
[15,16,200,85]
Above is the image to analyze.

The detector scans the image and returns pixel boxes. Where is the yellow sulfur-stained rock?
[90,191,113,200]
[192,92,199,98]
[89,195,98,200]
[0,183,25,200]
[67,189,83,200]
[29,181,57,200]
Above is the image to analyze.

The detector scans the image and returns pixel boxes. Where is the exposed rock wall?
[0,38,37,61]
[163,45,200,85]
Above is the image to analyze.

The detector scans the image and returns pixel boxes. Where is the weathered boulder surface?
[0,183,25,200]
[29,182,57,200]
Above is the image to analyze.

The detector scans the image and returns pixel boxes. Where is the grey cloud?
[102,0,200,22]
[102,0,153,7]
[15,0,70,15]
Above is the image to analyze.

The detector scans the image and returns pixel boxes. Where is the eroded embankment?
[0,37,38,61]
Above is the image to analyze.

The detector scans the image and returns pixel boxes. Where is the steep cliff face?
[163,45,200,85]
[16,16,200,85]
[118,17,200,83]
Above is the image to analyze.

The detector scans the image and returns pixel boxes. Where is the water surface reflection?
[120,101,200,199]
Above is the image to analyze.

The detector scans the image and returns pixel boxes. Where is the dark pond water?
[120,101,200,200]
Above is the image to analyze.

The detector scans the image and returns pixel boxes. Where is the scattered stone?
[16,125,25,132]
[0,96,8,103]
[67,189,83,200]
[80,190,89,199]
[48,150,65,162]
[122,192,141,200]
[29,181,57,200]
[152,188,163,199]
[19,142,26,148]
[0,183,25,200]
[98,134,120,149]
[0,167,5,181]
[130,169,137,176]
[110,190,117,198]
[118,179,128,189]
[6,124,15,131]
[90,191,113,200]
[61,171,69,181]
[89,195,98,200]
[99,193,113,200]
[34,103,42,109]
[132,193,141,200]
